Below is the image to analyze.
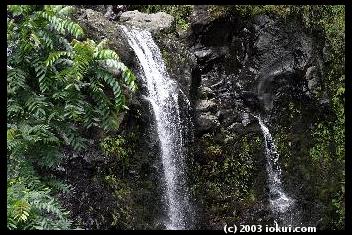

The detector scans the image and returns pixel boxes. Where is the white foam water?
[256,116,294,219]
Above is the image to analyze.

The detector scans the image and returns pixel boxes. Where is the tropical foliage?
[7,5,137,229]
[7,172,73,229]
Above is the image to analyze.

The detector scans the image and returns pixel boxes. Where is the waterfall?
[120,25,192,230]
[256,116,295,223]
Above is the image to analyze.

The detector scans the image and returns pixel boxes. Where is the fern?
[40,11,84,38]
[8,5,32,17]
[13,200,31,222]
[94,49,120,60]
[98,69,123,106]
[7,68,28,95]
[7,175,73,230]
[57,6,75,16]
[37,30,54,50]
[45,51,72,67]
[122,68,137,92]
[8,5,138,229]
[42,177,73,194]
[25,96,51,120]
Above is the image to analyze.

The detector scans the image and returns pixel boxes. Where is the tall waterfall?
[120,25,192,230]
[256,116,295,223]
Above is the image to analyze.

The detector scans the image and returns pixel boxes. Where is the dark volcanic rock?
[187,7,329,229]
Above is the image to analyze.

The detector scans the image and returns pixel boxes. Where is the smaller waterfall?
[256,116,295,222]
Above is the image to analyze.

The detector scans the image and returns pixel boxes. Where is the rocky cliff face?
[186,6,331,229]
[59,6,338,229]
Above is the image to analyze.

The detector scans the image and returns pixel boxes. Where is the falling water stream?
[256,116,295,224]
[120,25,192,230]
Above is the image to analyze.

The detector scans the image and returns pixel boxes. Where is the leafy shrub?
[7,5,137,230]
[7,5,137,153]
[7,175,73,230]
[100,136,128,159]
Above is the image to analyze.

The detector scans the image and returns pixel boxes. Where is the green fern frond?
[7,68,27,95]
[40,12,83,38]
[52,90,69,101]
[7,128,17,141]
[32,58,50,93]
[60,126,87,151]
[101,72,123,106]
[94,49,119,60]
[7,6,138,229]
[37,30,54,50]
[7,101,25,119]
[57,6,75,16]
[8,5,32,16]
[30,33,41,48]
[7,217,17,229]
[45,51,70,67]
[58,37,72,51]
[64,20,84,38]
[122,68,138,92]
[19,39,34,56]
[7,175,73,230]
[13,200,31,222]
[25,96,51,119]
[51,5,64,13]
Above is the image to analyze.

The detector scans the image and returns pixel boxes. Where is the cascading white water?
[120,25,192,230]
[256,116,294,219]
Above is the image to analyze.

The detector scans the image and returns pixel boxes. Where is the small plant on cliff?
[100,136,129,159]
[100,135,136,177]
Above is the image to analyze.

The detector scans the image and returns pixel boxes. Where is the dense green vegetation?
[190,131,264,226]
[7,5,136,229]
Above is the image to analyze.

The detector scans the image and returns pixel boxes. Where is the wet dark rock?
[104,5,127,21]
[199,87,215,99]
[195,99,217,112]
[153,33,195,99]
[227,122,243,133]
[75,5,108,14]
[194,47,213,60]
[239,91,263,113]
[240,200,274,225]
[220,109,242,127]
[187,8,330,229]
[252,15,315,111]
[196,112,219,133]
